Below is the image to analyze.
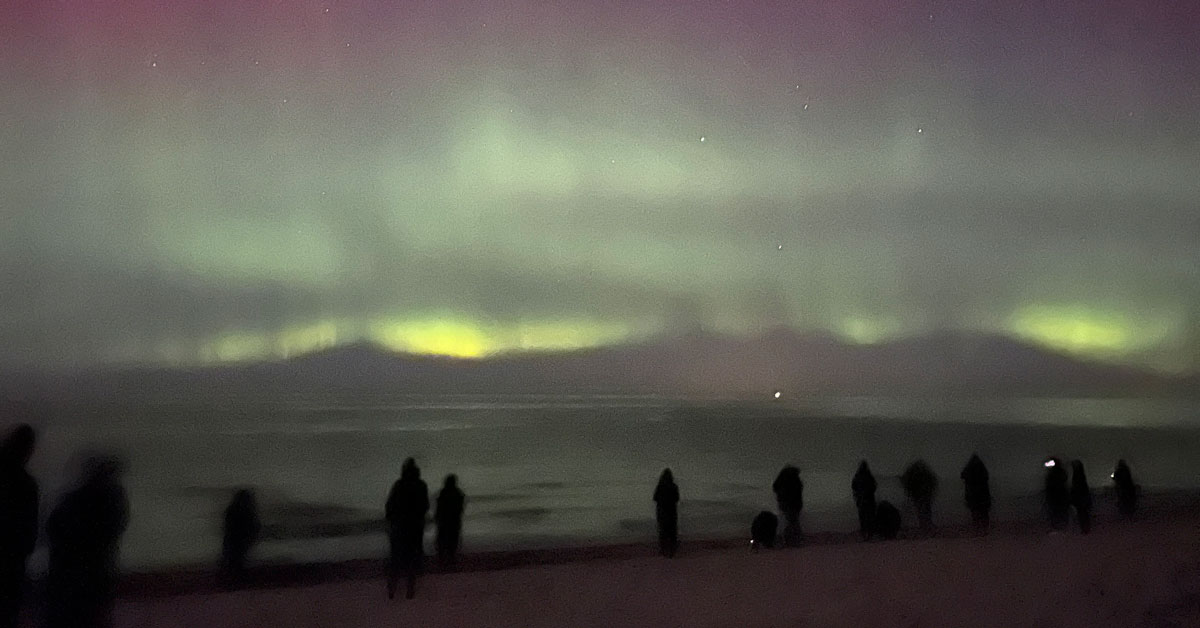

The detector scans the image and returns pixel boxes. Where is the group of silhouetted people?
[382,458,464,600]
[0,423,129,628]
[0,413,1153,622]
[657,453,1142,555]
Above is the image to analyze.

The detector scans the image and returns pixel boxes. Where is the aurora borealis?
[2,0,1199,371]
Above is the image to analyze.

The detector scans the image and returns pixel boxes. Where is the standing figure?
[960,454,992,532]
[1112,460,1138,517]
[221,489,261,587]
[1070,460,1092,534]
[1044,457,1070,529]
[901,459,938,531]
[435,474,465,565]
[0,425,37,628]
[385,458,429,600]
[772,465,804,545]
[46,455,129,628]
[653,468,679,557]
[851,461,877,540]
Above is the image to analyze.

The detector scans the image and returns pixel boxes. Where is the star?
[150,61,157,68]
[777,244,783,250]
[773,391,781,399]
[917,127,924,134]
[802,103,809,111]
[699,136,706,142]
[323,7,330,13]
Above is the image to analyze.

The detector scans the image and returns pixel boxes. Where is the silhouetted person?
[435,474,464,565]
[653,468,679,557]
[772,465,804,545]
[385,458,428,600]
[901,459,938,530]
[874,501,901,540]
[1044,457,1069,529]
[961,454,992,532]
[0,425,37,628]
[851,461,876,540]
[1070,460,1092,534]
[1112,459,1137,517]
[46,455,129,628]
[221,489,260,587]
[750,511,777,549]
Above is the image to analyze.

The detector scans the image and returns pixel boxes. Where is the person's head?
[1071,460,1087,478]
[857,460,870,473]
[1116,459,1128,470]
[443,474,457,489]
[1,423,35,466]
[232,488,255,509]
[84,454,124,484]
[402,460,420,481]
[659,468,673,483]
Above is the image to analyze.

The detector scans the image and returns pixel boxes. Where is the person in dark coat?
[0,424,37,628]
[385,458,429,600]
[653,468,680,557]
[772,465,804,545]
[435,474,465,565]
[961,454,992,532]
[900,459,938,530]
[1070,460,1092,534]
[221,488,261,587]
[874,501,901,540]
[1112,459,1138,517]
[750,511,777,549]
[45,455,129,628]
[1044,457,1070,529]
[851,461,876,540]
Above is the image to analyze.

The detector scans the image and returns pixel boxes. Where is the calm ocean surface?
[24,394,1200,569]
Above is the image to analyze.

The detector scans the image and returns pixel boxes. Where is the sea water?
[23,393,1200,569]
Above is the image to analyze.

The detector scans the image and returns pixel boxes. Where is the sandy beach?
[109,506,1200,628]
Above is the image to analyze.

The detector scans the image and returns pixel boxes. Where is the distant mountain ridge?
[8,330,1196,399]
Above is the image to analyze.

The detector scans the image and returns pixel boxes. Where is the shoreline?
[114,494,1200,599]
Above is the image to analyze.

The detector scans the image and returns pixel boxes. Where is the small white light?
[700,136,706,142]
[1110,473,1115,479]
[1044,460,1056,468]
[774,391,781,399]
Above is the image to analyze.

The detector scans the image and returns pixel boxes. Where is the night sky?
[3,0,1199,371]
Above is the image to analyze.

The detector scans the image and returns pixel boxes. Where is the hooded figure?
[772,465,804,545]
[874,501,902,540]
[221,489,261,586]
[1044,457,1070,529]
[0,424,37,628]
[1112,460,1137,517]
[750,511,778,549]
[385,458,429,600]
[851,461,877,540]
[46,455,129,628]
[435,474,465,564]
[960,454,992,531]
[901,460,938,530]
[1070,460,1092,534]
[653,469,680,557]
